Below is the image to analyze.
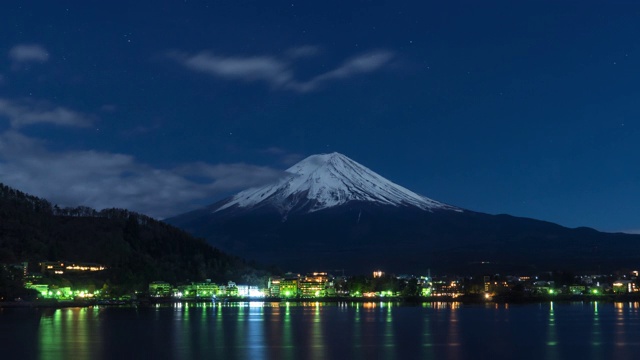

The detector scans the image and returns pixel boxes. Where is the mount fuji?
[167,153,640,274]
[216,152,459,217]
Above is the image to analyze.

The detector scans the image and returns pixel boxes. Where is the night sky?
[1,1,639,232]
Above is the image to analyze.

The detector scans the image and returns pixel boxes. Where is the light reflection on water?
[4,301,640,360]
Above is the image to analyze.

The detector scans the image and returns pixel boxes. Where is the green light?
[592,289,599,295]
[548,289,554,295]
[284,291,291,297]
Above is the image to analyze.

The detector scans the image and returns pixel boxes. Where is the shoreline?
[3,293,640,309]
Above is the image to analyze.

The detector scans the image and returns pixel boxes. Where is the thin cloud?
[170,48,395,93]
[171,51,293,88]
[285,45,321,59]
[0,98,94,128]
[288,50,395,92]
[261,147,304,165]
[178,162,285,190]
[9,44,50,63]
[0,130,285,218]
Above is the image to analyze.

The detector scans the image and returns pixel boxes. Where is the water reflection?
[382,302,395,360]
[591,302,602,360]
[446,300,462,359]
[38,307,103,360]
[421,304,435,359]
[2,301,640,360]
[246,303,265,360]
[310,302,325,360]
[282,301,293,360]
[613,302,628,360]
[545,302,559,360]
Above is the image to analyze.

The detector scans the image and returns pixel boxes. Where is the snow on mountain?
[215,152,461,214]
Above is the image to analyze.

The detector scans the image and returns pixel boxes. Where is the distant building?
[613,280,637,294]
[25,283,49,297]
[194,281,218,297]
[226,281,239,297]
[299,272,330,297]
[432,280,464,297]
[237,285,263,297]
[569,285,586,295]
[39,261,106,275]
[483,276,491,292]
[175,281,219,298]
[268,277,282,297]
[280,273,300,297]
[149,281,172,297]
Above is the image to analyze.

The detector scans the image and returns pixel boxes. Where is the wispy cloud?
[170,47,395,92]
[288,50,395,93]
[285,45,321,59]
[0,98,94,128]
[262,147,304,165]
[8,44,50,63]
[174,51,294,88]
[178,162,285,190]
[0,130,285,219]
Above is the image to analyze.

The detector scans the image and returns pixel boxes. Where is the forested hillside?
[0,183,268,293]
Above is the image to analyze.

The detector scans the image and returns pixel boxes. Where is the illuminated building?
[24,283,97,299]
[533,281,555,295]
[299,272,329,297]
[431,280,464,297]
[174,281,219,298]
[195,281,219,297]
[237,285,264,297]
[373,270,384,278]
[149,281,172,297]
[280,274,300,298]
[613,280,637,294]
[268,277,282,297]
[569,285,586,295]
[25,283,49,297]
[237,285,249,297]
[226,281,239,297]
[39,261,106,275]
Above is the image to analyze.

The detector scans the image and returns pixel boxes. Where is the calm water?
[2,301,640,360]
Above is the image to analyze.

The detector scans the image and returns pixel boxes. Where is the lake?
[2,301,640,360]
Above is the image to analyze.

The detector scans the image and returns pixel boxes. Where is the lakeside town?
[3,260,640,305]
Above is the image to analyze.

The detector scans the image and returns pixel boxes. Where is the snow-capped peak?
[215,152,460,214]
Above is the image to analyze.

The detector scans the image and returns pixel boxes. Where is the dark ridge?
[167,198,640,275]
[0,183,269,293]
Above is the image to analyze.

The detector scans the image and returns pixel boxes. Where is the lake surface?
[2,301,640,360]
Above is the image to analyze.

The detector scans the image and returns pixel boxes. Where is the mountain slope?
[0,183,265,291]
[216,152,459,216]
[167,153,640,274]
